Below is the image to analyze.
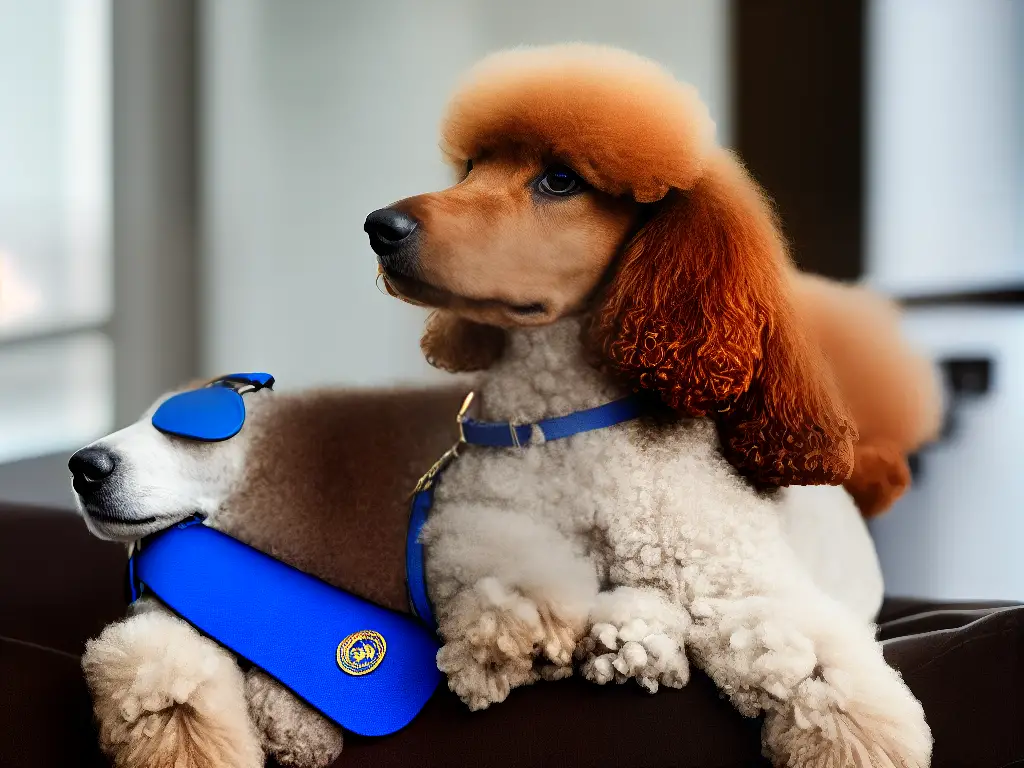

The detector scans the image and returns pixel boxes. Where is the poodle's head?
[366,44,855,486]
[68,377,274,541]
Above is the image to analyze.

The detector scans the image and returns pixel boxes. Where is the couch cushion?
[4,504,1024,768]
[0,504,125,655]
[882,604,1024,767]
[333,669,766,768]
[0,636,108,768]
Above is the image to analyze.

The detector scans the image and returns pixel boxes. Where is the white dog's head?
[69,377,275,542]
[68,378,476,612]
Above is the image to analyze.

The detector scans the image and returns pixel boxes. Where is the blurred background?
[0,1,1020,600]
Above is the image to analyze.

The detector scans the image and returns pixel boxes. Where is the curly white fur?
[423,318,930,766]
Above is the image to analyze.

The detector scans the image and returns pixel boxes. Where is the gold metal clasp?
[411,391,476,496]
[456,391,475,446]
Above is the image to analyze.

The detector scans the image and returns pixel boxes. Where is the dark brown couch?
[2,502,1022,768]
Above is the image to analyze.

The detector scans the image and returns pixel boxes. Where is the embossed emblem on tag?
[336,630,386,676]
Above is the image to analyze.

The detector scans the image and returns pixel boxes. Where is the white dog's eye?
[536,166,586,197]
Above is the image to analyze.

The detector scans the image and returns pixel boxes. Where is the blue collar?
[458,394,648,447]
[406,393,649,627]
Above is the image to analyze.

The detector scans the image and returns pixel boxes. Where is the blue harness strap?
[129,519,441,737]
[406,394,648,627]
[407,485,438,625]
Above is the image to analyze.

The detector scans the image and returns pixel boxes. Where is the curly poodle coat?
[381,44,934,767]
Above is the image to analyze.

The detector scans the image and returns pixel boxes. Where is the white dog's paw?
[764,696,932,768]
[437,638,539,711]
[762,661,932,768]
[576,586,691,693]
[436,577,580,710]
[83,611,262,768]
[577,620,689,692]
[246,670,343,768]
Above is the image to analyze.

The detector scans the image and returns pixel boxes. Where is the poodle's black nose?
[69,447,117,493]
[364,207,418,258]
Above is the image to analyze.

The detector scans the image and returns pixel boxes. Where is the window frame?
[0,0,199,468]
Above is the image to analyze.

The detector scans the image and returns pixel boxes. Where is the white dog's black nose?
[364,207,418,258]
[69,447,117,493]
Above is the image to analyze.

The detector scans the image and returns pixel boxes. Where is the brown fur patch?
[792,273,943,455]
[223,386,468,613]
[421,310,506,373]
[844,443,912,519]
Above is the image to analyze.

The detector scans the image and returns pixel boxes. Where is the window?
[0,0,113,462]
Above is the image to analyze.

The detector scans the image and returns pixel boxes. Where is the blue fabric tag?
[131,522,441,736]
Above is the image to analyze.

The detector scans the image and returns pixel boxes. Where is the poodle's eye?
[466,159,474,173]
[536,166,586,197]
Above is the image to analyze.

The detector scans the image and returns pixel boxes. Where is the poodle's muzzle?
[365,206,419,271]
[364,206,443,303]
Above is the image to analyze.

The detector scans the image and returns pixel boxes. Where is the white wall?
[866,0,1024,600]
[866,0,1023,297]
[201,0,729,390]
[870,308,1024,601]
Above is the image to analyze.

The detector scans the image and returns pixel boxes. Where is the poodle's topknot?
[440,44,717,203]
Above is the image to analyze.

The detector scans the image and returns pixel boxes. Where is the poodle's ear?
[421,310,506,373]
[588,149,856,486]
